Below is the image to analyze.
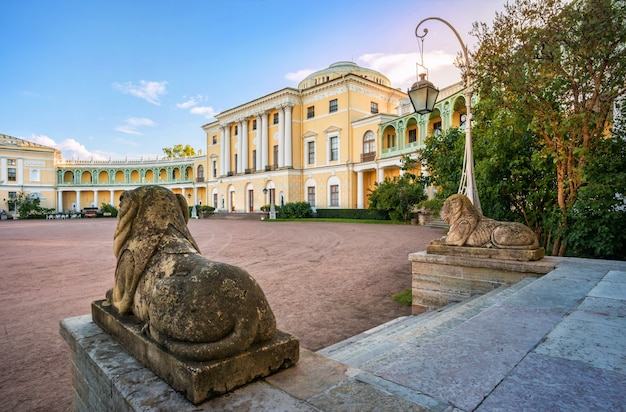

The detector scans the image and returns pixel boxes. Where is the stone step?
[318,277,537,369]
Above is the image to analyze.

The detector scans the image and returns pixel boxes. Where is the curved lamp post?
[410,17,481,213]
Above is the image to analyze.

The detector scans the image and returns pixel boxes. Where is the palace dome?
[297,61,391,89]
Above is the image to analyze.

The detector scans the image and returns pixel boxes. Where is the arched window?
[197,165,205,180]
[363,131,375,154]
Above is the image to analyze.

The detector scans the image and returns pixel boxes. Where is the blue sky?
[0,0,509,160]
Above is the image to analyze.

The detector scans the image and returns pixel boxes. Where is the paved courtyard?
[0,218,444,411]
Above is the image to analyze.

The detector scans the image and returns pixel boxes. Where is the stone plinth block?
[409,251,558,314]
[91,300,299,404]
[426,244,545,261]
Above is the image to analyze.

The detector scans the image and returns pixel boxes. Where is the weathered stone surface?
[409,251,557,313]
[426,243,545,261]
[434,194,540,249]
[92,300,299,404]
[107,185,277,362]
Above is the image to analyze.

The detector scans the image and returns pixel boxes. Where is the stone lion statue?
[434,194,539,249]
[106,185,276,361]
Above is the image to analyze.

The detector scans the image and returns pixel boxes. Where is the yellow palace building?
[1,61,469,215]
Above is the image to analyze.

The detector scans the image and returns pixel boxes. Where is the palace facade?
[1,61,469,215]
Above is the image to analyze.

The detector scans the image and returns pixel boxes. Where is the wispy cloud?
[30,134,108,160]
[113,80,167,105]
[285,69,315,83]
[359,51,460,90]
[176,95,217,119]
[114,117,156,135]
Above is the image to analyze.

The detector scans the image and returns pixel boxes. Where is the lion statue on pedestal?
[434,194,539,249]
[106,185,276,361]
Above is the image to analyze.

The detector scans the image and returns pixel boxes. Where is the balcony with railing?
[361,152,376,162]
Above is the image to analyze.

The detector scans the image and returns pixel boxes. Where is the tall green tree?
[162,144,197,158]
[368,155,427,222]
[470,0,626,255]
[417,128,465,209]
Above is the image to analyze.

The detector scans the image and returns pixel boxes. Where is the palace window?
[307,186,316,207]
[307,141,315,165]
[7,159,16,182]
[330,136,339,161]
[329,99,338,113]
[408,129,417,143]
[363,131,375,154]
[212,160,217,178]
[212,135,217,144]
[307,106,315,119]
[273,113,279,125]
[330,185,339,207]
[252,119,257,130]
[233,125,238,135]
[252,150,257,170]
[433,121,442,136]
[370,102,379,114]
[197,165,204,180]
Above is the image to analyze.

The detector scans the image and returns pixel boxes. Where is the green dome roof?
[298,61,391,89]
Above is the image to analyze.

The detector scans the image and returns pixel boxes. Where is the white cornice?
[215,88,301,125]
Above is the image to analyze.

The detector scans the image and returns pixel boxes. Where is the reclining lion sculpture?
[434,194,539,249]
[106,185,276,361]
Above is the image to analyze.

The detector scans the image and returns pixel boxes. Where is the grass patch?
[392,288,412,306]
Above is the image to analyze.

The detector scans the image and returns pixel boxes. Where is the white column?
[261,112,269,169]
[75,190,81,211]
[220,127,226,176]
[110,190,115,206]
[284,105,292,168]
[377,168,384,183]
[57,190,63,212]
[255,115,262,171]
[224,125,231,174]
[236,121,243,173]
[93,191,98,207]
[357,171,364,209]
[17,159,24,185]
[278,107,285,168]
[241,118,249,172]
[0,158,6,182]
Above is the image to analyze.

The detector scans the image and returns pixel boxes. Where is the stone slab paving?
[476,352,626,411]
[61,257,626,411]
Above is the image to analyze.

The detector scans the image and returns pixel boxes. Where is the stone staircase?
[318,277,537,371]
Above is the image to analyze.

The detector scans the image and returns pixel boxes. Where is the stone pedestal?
[90,300,299,404]
[410,250,558,314]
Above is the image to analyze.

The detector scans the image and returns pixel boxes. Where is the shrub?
[276,202,313,219]
[100,203,118,217]
[314,208,388,220]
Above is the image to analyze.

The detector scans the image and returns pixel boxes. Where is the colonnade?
[219,105,293,176]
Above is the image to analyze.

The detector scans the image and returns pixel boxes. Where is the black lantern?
[408,73,439,115]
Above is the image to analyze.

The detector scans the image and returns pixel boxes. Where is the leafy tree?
[368,155,427,222]
[162,144,197,158]
[11,192,54,218]
[417,127,465,210]
[470,0,626,256]
[564,129,626,259]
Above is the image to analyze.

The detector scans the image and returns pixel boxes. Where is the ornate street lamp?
[414,17,481,213]
[408,73,439,115]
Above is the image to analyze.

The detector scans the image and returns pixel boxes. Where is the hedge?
[313,208,389,220]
